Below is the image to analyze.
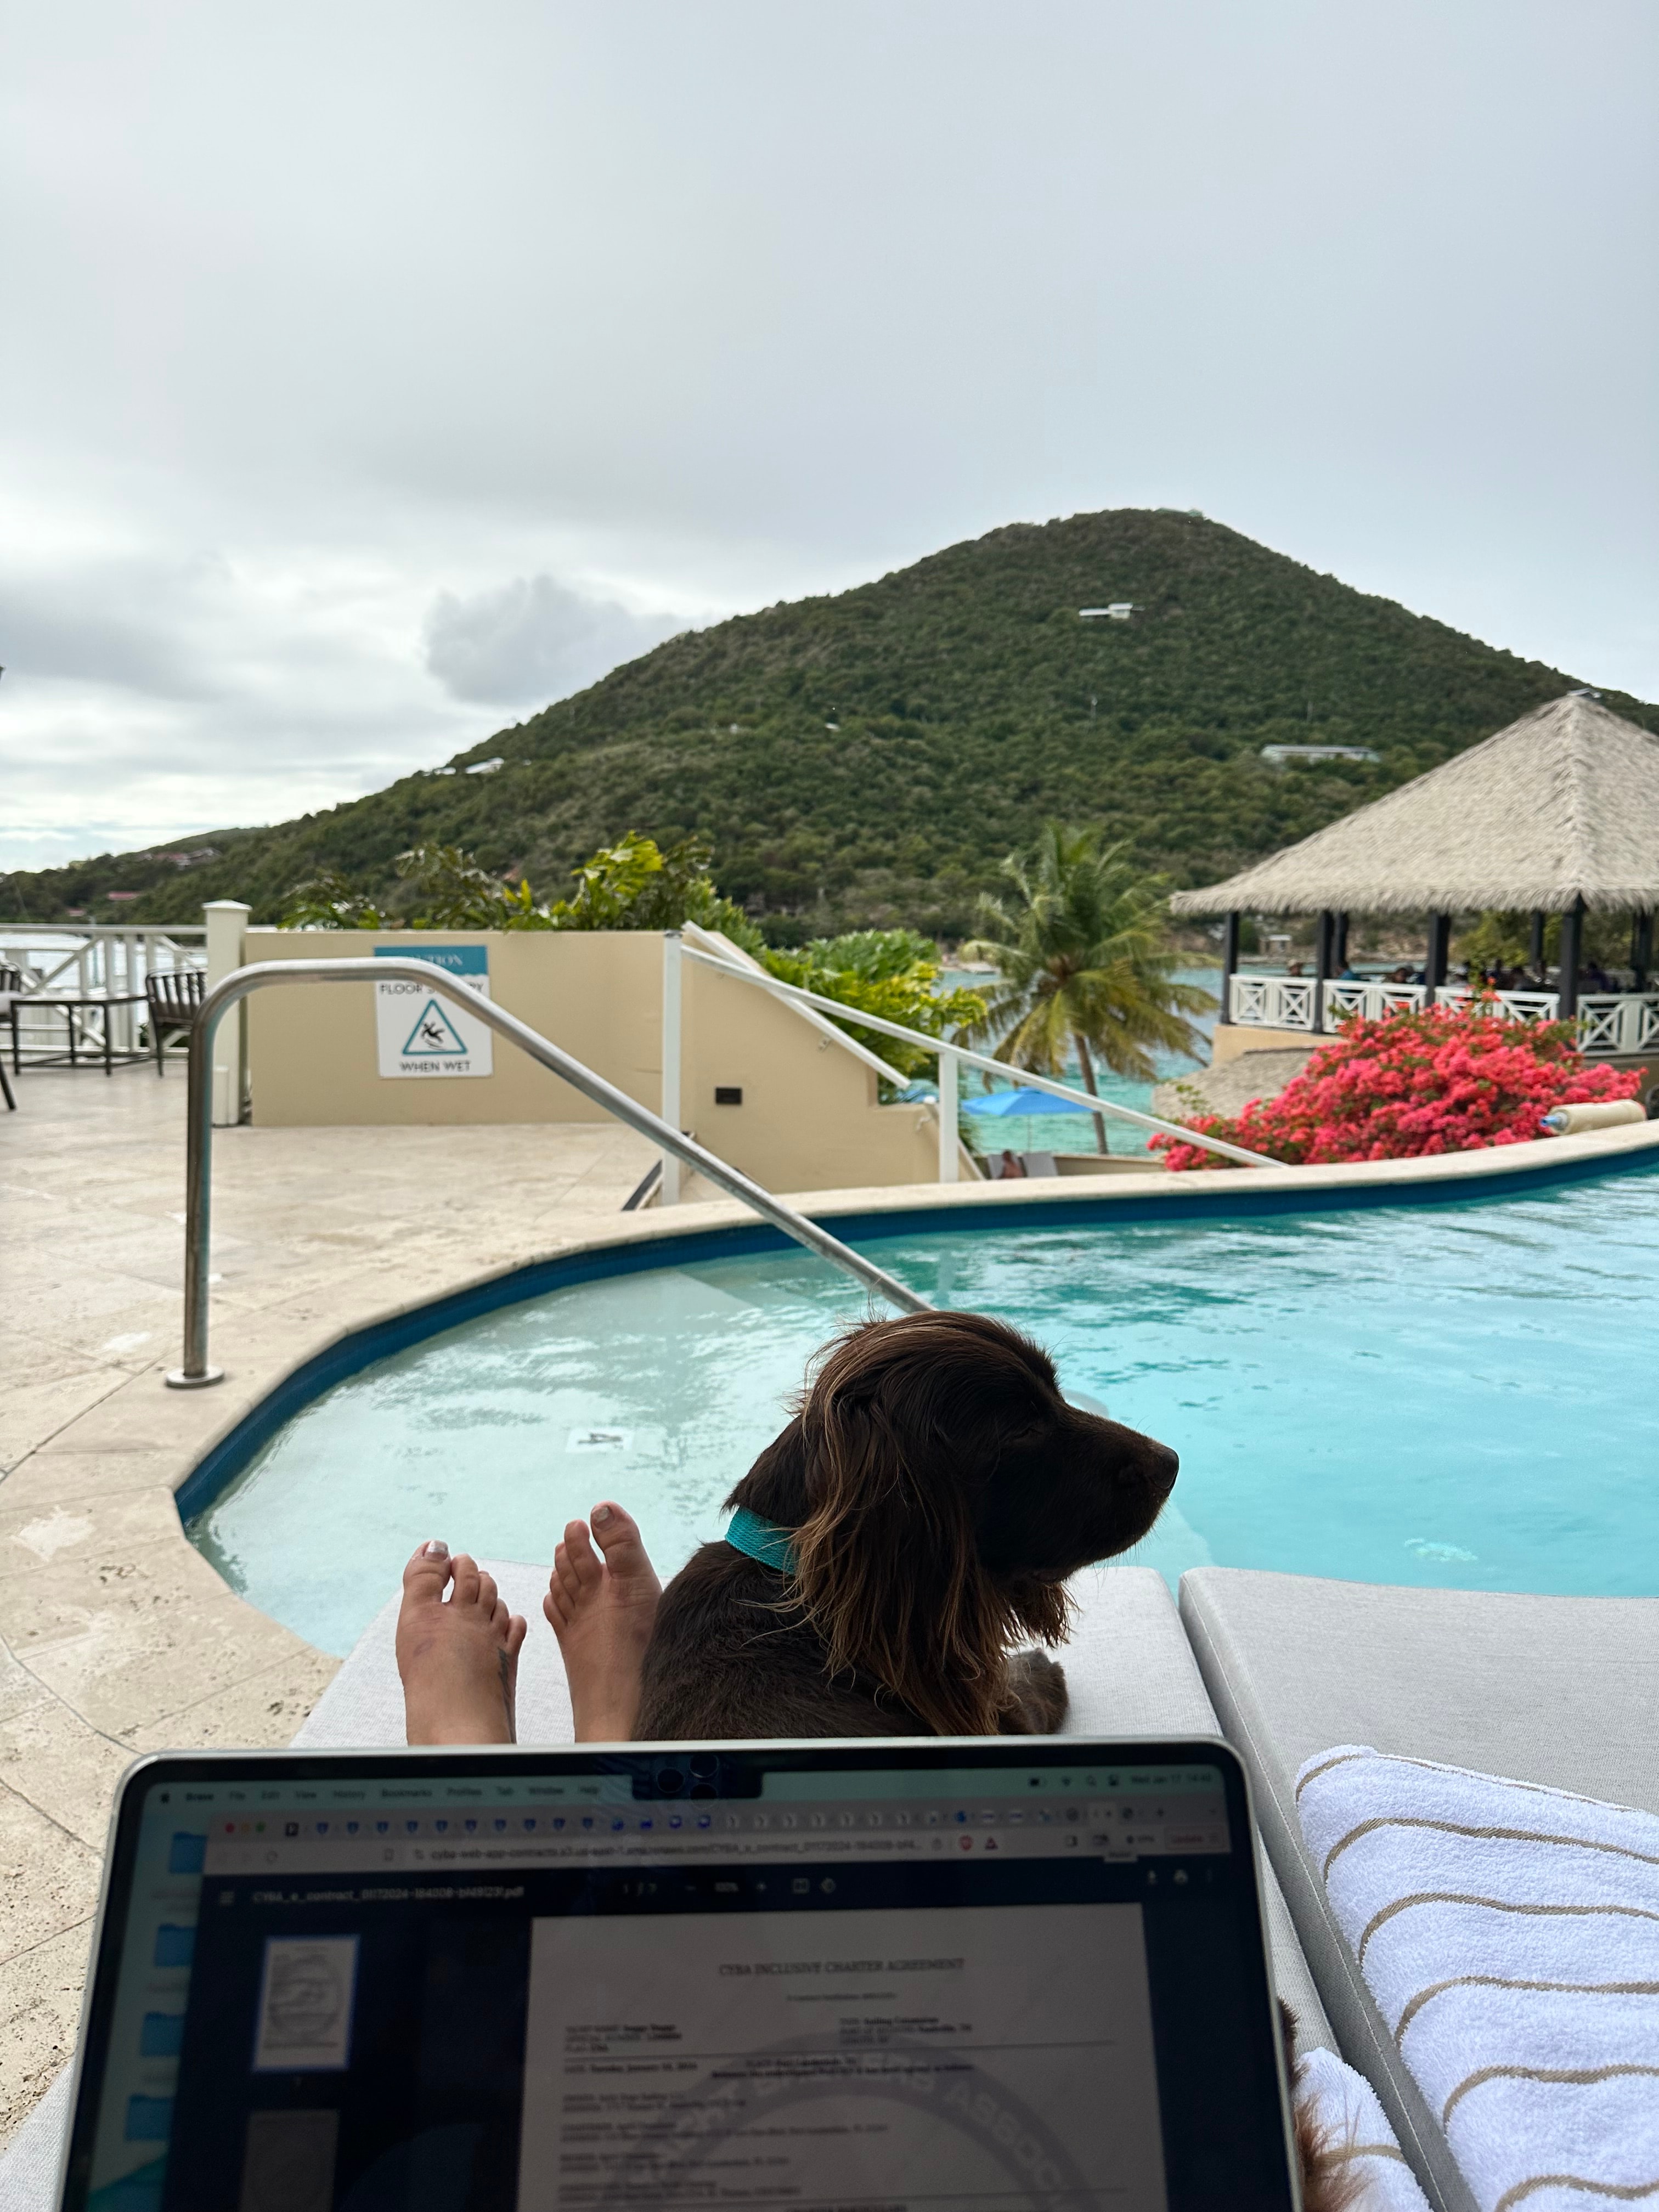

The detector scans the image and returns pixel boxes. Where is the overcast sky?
[2,1,1655,872]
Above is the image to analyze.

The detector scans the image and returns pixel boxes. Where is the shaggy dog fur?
[636,1309,1177,1739]
[635,1310,1345,2206]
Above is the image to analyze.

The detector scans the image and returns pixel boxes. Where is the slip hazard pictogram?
[401,997,470,1057]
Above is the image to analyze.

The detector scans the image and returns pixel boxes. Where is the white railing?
[678,928,1279,1178]
[0,923,205,1064]
[1434,984,1559,1026]
[1575,994,1659,1056]
[1228,974,1659,1058]
[1228,974,1320,1031]
[1321,980,1429,1024]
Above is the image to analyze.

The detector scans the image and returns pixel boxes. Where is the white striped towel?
[1294,2046,1432,2211]
[1296,1743,1659,2212]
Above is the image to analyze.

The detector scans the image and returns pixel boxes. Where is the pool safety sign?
[374,946,493,1079]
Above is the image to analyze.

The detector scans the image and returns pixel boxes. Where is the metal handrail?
[165,957,929,1387]
[679,944,1280,1171]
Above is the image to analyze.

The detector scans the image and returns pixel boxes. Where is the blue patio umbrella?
[963,1086,1088,1153]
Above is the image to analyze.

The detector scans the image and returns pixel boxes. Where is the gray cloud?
[0,1,1654,870]
[424,575,682,707]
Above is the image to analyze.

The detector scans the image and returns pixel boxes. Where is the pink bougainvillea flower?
[1154,1001,1640,1171]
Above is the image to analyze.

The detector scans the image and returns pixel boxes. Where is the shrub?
[763,930,987,1084]
[1153,1002,1640,1169]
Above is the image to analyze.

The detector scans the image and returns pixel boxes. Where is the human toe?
[506,1612,528,1660]
[402,1540,453,1604]
[449,1553,482,1609]
[589,1502,653,1579]
[561,1520,603,1590]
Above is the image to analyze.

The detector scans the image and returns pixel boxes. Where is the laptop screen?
[64,1741,1295,2211]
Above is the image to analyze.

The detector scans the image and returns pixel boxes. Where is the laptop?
[59,1738,1300,2210]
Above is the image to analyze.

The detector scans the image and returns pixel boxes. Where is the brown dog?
[630,1310,1346,2204]
[635,1308,1178,1739]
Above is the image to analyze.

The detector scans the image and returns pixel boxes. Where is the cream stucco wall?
[244,928,944,1190]
[1210,1021,1317,1065]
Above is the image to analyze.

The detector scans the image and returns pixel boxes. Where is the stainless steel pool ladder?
[166,957,930,1388]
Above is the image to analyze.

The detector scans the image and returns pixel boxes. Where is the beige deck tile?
[0,1451,185,1506]
[0,1369,135,1476]
[0,1074,662,2136]
[0,1484,183,1570]
[7,1555,317,1740]
[127,1645,340,1752]
[0,1921,93,2152]
[0,1686,131,1852]
[21,1370,270,1462]
[0,1785,101,1965]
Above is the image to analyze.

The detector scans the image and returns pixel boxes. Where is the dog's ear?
[788,1317,1068,1735]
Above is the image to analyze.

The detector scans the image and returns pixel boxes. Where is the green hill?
[11,509,1653,937]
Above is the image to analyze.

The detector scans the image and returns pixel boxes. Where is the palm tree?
[960,825,1214,1153]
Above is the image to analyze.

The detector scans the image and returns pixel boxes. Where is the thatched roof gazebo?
[1171,693,1659,1050]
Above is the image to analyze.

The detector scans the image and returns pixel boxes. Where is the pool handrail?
[678,932,1281,1171]
[165,957,930,1387]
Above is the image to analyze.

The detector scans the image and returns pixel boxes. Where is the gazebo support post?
[1315,909,1336,1031]
[1220,911,1240,1025]
[1334,911,1350,972]
[1529,911,1545,977]
[1630,911,1652,989]
[1425,912,1451,1006]
[1558,898,1585,1019]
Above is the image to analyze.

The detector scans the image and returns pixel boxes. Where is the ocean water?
[957,962,1221,1156]
[191,1166,1659,1654]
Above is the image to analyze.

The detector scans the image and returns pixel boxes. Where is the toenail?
[424,1539,449,1559]
[592,1505,612,1523]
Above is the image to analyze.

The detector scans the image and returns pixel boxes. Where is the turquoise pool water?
[189,1172,1659,1655]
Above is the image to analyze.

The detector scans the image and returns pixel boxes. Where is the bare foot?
[543,1503,662,1742]
[397,1542,527,1744]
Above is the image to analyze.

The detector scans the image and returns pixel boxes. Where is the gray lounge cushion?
[0,2068,72,2212]
[1178,1566,1659,2212]
[295,1560,572,1747]
[294,1558,1331,2051]
[0,1564,1334,2204]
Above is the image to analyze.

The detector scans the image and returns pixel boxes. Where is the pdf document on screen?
[517,1901,1167,2210]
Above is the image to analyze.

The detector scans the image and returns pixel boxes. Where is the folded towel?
[1296,1744,1659,2212]
[1295,2046,1431,2211]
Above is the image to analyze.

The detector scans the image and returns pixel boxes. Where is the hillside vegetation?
[10,510,1651,936]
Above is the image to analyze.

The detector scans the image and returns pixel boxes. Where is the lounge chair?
[143,966,204,1073]
[0,1565,1338,2207]
[294,1559,1335,2055]
[0,966,18,1109]
[1179,1568,1659,2212]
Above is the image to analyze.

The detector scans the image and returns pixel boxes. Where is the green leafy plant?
[761,929,988,1083]
[282,833,763,940]
[396,844,550,929]
[547,831,756,938]
[279,871,388,929]
[962,824,1214,1150]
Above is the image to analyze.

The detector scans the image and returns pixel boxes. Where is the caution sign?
[373,945,493,1079]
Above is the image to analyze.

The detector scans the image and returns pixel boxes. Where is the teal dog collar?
[725,1507,798,1573]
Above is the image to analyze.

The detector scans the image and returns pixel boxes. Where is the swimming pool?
[186,1165,1659,1656]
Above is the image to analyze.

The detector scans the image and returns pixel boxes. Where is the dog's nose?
[1148,1442,1179,1497]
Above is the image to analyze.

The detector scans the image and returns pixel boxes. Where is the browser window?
[66,1750,1291,2212]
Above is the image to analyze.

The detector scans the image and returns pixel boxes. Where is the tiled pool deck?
[5,1073,1657,2148]
[0,1074,663,2146]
